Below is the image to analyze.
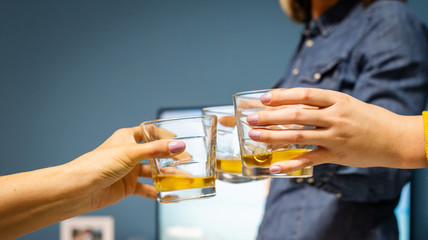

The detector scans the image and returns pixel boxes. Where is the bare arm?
[0,127,185,239]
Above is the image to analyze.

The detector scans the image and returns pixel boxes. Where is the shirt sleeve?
[352,2,428,115]
[327,2,428,202]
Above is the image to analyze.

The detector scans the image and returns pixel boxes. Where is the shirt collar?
[303,0,361,38]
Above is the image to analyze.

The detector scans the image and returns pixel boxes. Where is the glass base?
[157,186,216,203]
[242,166,313,178]
[216,171,263,184]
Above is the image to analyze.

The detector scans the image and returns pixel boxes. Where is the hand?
[246,88,427,172]
[65,126,186,210]
[0,126,187,240]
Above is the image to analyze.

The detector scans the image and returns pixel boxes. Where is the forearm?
[399,114,428,169]
[0,164,92,239]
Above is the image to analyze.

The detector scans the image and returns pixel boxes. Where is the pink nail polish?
[248,130,261,140]
[260,93,272,104]
[270,165,281,174]
[169,141,185,153]
[247,114,258,124]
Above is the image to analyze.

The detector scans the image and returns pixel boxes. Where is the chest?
[280,17,366,92]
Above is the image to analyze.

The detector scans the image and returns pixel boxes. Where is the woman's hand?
[66,126,186,210]
[0,126,186,240]
[246,88,426,173]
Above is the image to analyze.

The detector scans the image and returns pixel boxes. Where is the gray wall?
[0,1,427,240]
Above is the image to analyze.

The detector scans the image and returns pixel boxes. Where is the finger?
[124,140,186,165]
[248,128,326,146]
[247,108,330,127]
[133,183,157,199]
[141,125,177,141]
[237,99,265,109]
[97,127,144,149]
[269,149,330,174]
[218,116,236,127]
[262,88,345,108]
[172,151,193,162]
[138,164,152,178]
[160,167,192,176]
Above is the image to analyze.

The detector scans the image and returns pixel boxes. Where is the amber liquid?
[242,149,311,176]
[153,175,215,192]
[216,158,242,173]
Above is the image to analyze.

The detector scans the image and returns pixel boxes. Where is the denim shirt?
[258,1,428,240]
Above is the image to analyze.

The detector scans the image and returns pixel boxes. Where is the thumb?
[269,149,329,174]
[124,139,186,165]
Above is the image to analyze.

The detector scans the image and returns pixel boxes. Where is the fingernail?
[168,141,185,153]
[247,114,258,124]
[260,93,272,104]
[270,165,281,174]
[248,130,261,140]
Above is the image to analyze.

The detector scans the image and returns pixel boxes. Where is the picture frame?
[60,216,114,240]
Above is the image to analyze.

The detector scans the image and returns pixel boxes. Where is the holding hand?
[66,126,186,209]
[246,88,427,173]
[0,126,185,240]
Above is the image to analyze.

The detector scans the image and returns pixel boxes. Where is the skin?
[278,0,340,19]
[246,88,427,173]
[0,126,185,240]
[311,0,339,19]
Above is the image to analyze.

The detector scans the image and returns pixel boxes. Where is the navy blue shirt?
[258,1,428,240]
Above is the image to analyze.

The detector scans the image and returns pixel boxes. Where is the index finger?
[125,139,186,165]
[264,88,345,108]
[140,124,177,141]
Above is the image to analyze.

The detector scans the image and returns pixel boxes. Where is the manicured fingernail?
[247,114,258,124]
[260,93,272,104]
[270,165,281,174]
[248,129,261,140]
[168,141,185,153]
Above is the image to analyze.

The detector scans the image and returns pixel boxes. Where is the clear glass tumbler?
[141,115,217,203]
[233,89,315,178]
[202,105,261,183]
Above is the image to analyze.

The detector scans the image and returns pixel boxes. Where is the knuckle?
[301,158,314,167]
[289,108,303,122]
[114,128,130,136]
[299,88,312,102]
[291,131,304,144]
[146,141,165,156]
[338,93,351,104]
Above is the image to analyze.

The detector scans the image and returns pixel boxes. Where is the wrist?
[398,115,427,168]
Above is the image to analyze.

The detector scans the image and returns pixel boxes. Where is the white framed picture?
[60,216,114,240]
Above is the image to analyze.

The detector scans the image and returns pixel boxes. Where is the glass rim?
[141,114,217,126]
[201,105,234,114]
[232,89,275,99]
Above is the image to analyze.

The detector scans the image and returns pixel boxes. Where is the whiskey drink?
[242,149,311,167]
[242,149,312,177]
[154,175,215,192]
[216,158,242,174]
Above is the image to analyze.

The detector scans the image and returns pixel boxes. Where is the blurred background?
[0,1,427,239]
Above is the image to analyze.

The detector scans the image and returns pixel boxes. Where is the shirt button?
[307,178,314,184]
[336,193,343,198]
[305,40,314,47]
[292,68,300,75]
[296,178,304,183]
[313,73,321,80]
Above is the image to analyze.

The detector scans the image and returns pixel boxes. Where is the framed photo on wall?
[60,216,114,240]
